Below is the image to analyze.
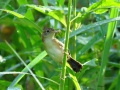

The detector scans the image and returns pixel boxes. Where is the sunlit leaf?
[27,5,67,27]
[88,0,120,14]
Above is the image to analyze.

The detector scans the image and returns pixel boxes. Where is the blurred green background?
[0,0,120,90]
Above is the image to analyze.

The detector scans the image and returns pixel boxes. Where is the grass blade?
[97,5,119,90]
[5,41,46,90]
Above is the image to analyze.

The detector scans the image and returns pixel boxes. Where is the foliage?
[0,0,120,90]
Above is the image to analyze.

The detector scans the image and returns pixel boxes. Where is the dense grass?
[0,0,120,90]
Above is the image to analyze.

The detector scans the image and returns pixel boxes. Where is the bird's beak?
[54,30,60,33]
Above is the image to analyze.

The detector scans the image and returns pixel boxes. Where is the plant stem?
[72,0,77,59]
[68,0,75,89]
[59,0,72,90]
[97,5,119,90]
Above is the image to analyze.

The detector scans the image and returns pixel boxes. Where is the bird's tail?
[67,58,82,72]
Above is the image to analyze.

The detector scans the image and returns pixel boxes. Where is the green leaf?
[57,0,65,6]
[69,74,81,90]
[0,80,22,90]
[0,9,25,18]
[88,0,120,14]
[83,59,97,66]
[9,51,47,87]
[70,17,120,38]
[0,42,12,53]
[27,5,67,27]
[78,28,106,56]
[0,0,11,15]
[17,1,34,21]
[14,18,42,33]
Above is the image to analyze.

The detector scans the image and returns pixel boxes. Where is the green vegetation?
[0,0,120,90]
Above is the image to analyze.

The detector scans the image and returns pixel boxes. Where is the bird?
[42,27,82,72]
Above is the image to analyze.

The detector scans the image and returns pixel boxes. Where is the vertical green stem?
[68,1,77,90]
[72,0,77,59]
[70,0,76,59]
[59,0,72,90]
[97,4,119,90]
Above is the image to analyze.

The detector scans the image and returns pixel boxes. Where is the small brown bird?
[42,27,82,72]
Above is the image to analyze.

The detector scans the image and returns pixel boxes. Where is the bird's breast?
[43,38,64,63]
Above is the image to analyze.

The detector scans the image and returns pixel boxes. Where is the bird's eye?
[46,30,49,33]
